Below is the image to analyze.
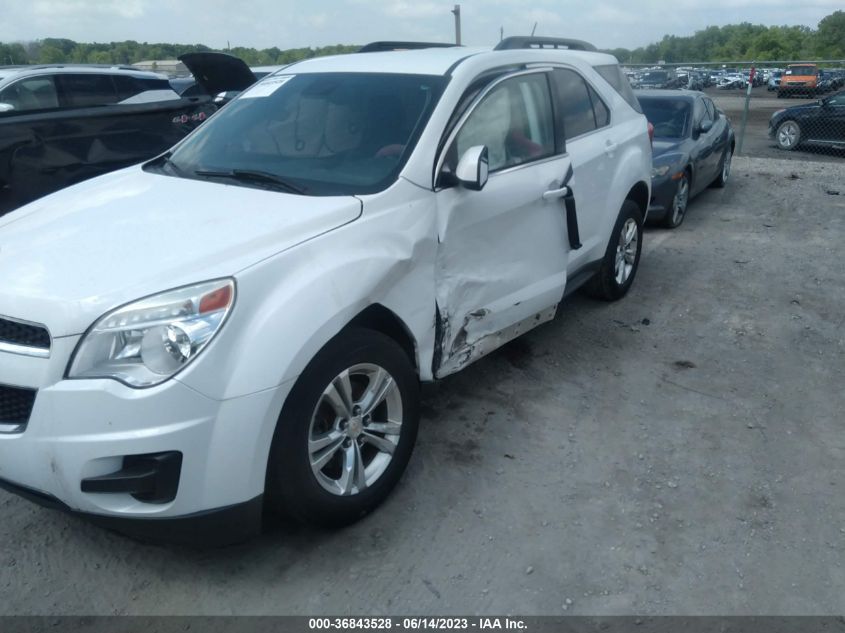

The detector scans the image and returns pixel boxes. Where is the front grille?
[0,384,36,431]
[0,316,51,350]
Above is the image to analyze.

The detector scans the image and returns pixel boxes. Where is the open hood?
[178,52,257,96]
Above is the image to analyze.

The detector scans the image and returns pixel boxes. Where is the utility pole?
[452,4,461,46]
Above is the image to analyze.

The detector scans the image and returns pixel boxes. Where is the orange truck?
[778,64,820,97]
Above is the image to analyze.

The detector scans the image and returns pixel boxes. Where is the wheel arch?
[625,180,650,218]
[344,304,420,374]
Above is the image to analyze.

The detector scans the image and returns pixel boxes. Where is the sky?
[0,0,841,51]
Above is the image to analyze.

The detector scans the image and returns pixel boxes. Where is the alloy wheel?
[308,363,403,496]
[722,149,732,182]
[777,121,799,149]
[671,176,690,225]
[614,218,639,285]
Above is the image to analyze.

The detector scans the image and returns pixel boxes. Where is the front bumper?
[0,337,289,543]
[0,475,263,546]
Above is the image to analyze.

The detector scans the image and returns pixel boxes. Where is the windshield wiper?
[194,168,306,194]
[146,151,188,177]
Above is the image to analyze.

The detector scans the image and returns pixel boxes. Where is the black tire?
[266,328,420,527]
[663,170,690,228]
[711,145,733,189]
[583,200,644,302]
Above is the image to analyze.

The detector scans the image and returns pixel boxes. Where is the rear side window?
[113,76,173,101]
[593,64,642,113]
[589,86,610,127]
[551,69,608,140]
[57,74,119,107]
[113,76,145,101]
[703,98,717,121]
[0,76,59,111]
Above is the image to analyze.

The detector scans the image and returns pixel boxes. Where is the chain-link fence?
[623,60,845,161]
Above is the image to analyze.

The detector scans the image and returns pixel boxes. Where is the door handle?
[542,186,569,200]
[604,141,618,155]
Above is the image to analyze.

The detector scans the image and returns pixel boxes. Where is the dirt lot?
[2,155,845,616]
[706,85,844,163]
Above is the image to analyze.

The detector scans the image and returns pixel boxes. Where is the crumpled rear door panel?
[433,155,573,378]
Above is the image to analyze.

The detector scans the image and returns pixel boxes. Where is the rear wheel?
[583,200,643,301]
[712,146,732,188]
[266,328,420,527]
[664,171,690,228]
[776,120,801,151]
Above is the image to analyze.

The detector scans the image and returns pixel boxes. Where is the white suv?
[0,38,651,544]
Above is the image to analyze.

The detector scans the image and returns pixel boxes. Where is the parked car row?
[625,65,844,98]
[630,68,686,90]
[0,38,666,544]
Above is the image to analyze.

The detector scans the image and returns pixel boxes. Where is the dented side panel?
[433,155,573,378]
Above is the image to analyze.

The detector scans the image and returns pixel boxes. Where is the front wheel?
[583,200,643,301]
[266,328,420,527]
[775,120,801,151]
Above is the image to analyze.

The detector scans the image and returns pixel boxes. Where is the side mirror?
[699,119,713,134]
[455,145,489,191]
[0,103,15,113]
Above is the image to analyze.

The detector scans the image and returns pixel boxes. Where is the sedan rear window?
[639,99,691,138]
[165,72,447,196]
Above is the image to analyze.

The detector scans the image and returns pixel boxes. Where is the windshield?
[639,99,691,139]
[642,72,668,82]
[786,66,816,76]
[163,72,447,196]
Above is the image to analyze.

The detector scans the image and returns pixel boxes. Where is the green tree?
[38,45,65,63]
[816,11,845,57]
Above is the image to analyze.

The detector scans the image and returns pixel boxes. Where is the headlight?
[652,165,672,178]
[68,279,235,388]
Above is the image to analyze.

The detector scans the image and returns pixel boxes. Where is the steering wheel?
[374,144,405,159]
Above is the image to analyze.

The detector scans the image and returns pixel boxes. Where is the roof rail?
[21,63,144,72]
[358,41,460,53]
[494,37,597,52]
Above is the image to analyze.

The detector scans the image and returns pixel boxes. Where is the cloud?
[306,13,329,28]
[1,0,841,51]
[33,0,146,19]
[381,1,447,19]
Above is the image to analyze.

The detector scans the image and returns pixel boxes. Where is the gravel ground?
[2,155,844,616]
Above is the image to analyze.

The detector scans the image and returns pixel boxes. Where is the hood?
[772,102,820,120]
[0,167,361,336]
[178,52,257,96]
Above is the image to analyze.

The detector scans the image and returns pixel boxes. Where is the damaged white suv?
[0,38,651,544]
